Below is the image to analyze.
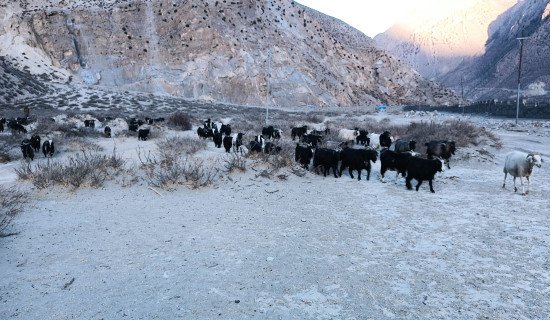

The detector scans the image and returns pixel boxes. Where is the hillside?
[375,0,550,102]
[0,0,462,108]
[374,0,516,81]
[440,0,550,101]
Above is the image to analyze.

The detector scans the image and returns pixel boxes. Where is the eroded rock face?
[375,0,517,82]
[5,0,462,107]
[375,0,550,102]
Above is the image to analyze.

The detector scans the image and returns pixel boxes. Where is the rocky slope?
[0,0,462,108]
[374,0,516,82]
[440,0,550,101]
[0,57,54,104]
[375,0,550,102]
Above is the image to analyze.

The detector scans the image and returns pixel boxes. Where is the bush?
[31,116,58,135]
[0,152,11,163]
[241,139,295,180]
[138,146,218,189]
[263,139,295,169]
[0,133,24,158]
[53,121,103,139]
[223,152,246,172]
[0,186,28,235]
[15,147,127,189]
[231,118,258,132]
[326,117,501,152]
[169,111,192,130]
[305,112,325,124]
[156,136,207,156]
[403,119,502,153]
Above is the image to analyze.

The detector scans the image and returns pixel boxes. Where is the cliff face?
[375,0,550,102]
[440,0,550,101]
[374,0,516,81]
[1,0,462,107]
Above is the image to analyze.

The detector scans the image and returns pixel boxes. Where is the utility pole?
[460,76,464,100]
[461,76,464,115]
[516,29,529,125]
[265,49,271,125]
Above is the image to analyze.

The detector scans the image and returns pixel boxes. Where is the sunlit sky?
[295,0,479,38]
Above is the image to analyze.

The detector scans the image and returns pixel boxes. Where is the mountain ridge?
[375,0,550,102]
[0,0,462,107]
[374,0,517,81]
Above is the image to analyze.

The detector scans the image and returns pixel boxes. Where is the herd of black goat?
[1,115,165,162]
[1,117,54,161]
[196,118,456,193]
[2,115,456,193]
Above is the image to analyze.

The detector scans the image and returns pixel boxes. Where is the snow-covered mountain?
[0,0,462,107]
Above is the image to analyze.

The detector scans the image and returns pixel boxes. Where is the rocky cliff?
[440,0,550,101]
[375,0,550,102]
[374,0,516,81]
[0,0,462,107]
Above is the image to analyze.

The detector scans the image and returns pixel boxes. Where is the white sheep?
[339,128,359,139]
[338,129,358,144]
[503,151,542,195]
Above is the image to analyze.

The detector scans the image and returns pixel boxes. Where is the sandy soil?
[1,111,549,319]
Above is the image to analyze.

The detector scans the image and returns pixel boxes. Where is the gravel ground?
[1,110,549,319]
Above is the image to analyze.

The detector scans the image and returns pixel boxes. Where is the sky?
[295,0,477,38]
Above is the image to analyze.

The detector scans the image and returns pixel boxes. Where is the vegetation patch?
[0,186,28,235]
[138,138,217,189]
[15,148,128,189]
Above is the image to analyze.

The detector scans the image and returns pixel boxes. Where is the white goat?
[503,151,542,195]
[339,129,359,143]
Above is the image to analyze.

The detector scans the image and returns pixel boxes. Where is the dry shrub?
[54,135,103,154]
[156,136,207,156]
[482,129,503,149]
[268,120,287,132]
[119,129,139,138]
[138,146,218,189]
[305,118,500,153]
[305,112,325,124]
[15,147,127,189]
[265,139,295,169]
[0,186,28,235]
[31,116,58,134]
[14,161,33,180]
[0,133,23,158]
[322,127,346,143]
[169,111,192,130]
[242,119,261,132]
[0,153,11,163]
[230,117,260,132]
[244,139,295,173]
[223,152,247,172]
[401,119,502,153]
